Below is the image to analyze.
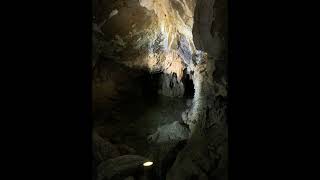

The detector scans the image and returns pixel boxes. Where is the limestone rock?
[139,0,154,11]
[177,34,193,65]
[147,121,190,144]
[93,0,228,179]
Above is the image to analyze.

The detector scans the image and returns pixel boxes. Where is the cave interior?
[92,0,228,180]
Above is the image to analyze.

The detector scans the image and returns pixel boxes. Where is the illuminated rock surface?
[93,0,228,179]
[147,121,190,144]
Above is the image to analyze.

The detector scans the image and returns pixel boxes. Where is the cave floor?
[95,94,189,155]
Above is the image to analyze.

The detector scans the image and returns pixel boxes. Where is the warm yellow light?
[143,161,153,166]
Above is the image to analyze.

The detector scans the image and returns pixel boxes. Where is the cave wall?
[166,0,228,179]
[92,0,228,179]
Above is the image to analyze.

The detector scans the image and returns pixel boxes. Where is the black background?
[1,0,319,179]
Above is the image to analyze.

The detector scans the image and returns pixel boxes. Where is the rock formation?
[92,0,228,179]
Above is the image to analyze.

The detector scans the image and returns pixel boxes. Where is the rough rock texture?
[167,96,228,180]
[166,0,228,179]
[147,121,190,144]
[93,0,196,100]
[93,0,228,179]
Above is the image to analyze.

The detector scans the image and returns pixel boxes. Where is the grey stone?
[177,34,192,65]
[192,50,206,64]
[93,1,228,180]
[147,121,190,144]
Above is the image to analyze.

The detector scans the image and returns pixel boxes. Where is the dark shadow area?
[92,61,192,180]
[182,69,195,99]
[93,64,188,154]
[138,71,163,105]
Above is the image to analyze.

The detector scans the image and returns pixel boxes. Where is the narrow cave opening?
[182,70,195,99]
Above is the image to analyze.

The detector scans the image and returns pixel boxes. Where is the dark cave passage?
[137,71,163,105]
[93,0,228,179]
[93,70,190,179]
[182,70,195,99]
[93,67,189,156]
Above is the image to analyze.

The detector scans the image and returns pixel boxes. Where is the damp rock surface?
[93,0,228,179]
[147,121,190,144]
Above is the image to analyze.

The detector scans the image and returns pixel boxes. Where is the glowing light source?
[143,161,153,167]
[108,9,118,19]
